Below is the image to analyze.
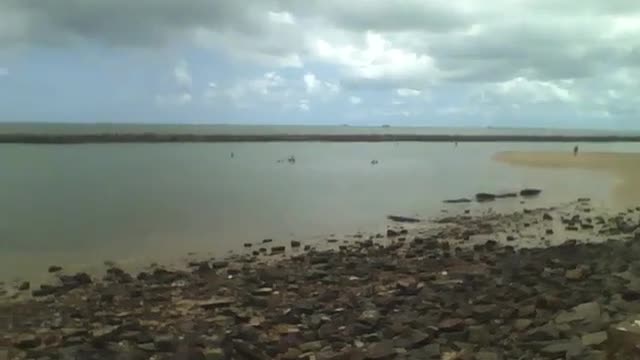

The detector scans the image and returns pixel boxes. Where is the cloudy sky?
[1,0,640,128]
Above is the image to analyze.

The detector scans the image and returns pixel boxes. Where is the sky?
[0,1,640,129]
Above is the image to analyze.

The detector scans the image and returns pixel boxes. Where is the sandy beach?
[495,151,640,207]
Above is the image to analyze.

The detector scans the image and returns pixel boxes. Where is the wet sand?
[495,151,640,206]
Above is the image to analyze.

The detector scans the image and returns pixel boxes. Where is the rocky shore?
[3,199,640,359]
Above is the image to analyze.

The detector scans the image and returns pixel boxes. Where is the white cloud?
[311,32,439,89]
[304,73,319,93]
[484,77,577,104]
[5,1,640,124]
[303,72,341,96]
[174,60,192,89]
[349,96,362,105]
[298,99,310,111]
[396,88,421,97]
[268,11,295,25]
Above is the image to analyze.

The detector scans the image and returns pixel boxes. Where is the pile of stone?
[2,201,640,359]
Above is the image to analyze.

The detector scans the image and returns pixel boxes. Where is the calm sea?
[0,124,638,283]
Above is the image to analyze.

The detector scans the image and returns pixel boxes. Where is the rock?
[203,348,225,360]
[48,265,63,273]
[439,318,465,332]
[233,339,269,360]
[243,243,252,248]
[271,246,286,254]
[394,330,430,349]
[291,240,301,247]
[555,302,601,325]
[200,297,235,310]
[299,341,324,352]
[282,348,302,360]
[520,188,542,197]
[468,325,491,345]
[475,351,501,360]
[525,323,559,341]
[262,239,273,243]
[415,343,440,358]
[543,213,553,220]
[387,229,400,237]
[32,284,59,297]
[581,331,608,347]
[211,261,228,269]
[359,309,381,325]
[17,281,30,291]
[513,319,533,332]
[565,266,589,280]
[251,287,273,296]
[13,334,41,349]
[476,193,496,202]
[365,341,396,359]
[138,343,156,352]
[540,340,584,358]
[154,334,177,352]
[443,198,472,204]
[506,235,516,242]
[545,229,554,235]
[387,215,420,223]
[495,192,517,198]
[59,272,92,289]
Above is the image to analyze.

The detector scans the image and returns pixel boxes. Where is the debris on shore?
[2,199,640,359]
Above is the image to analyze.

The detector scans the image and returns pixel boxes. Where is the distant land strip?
[2,133,640,144]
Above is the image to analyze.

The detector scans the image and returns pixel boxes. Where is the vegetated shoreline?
[2,133,640,143]
[3,198,640,359]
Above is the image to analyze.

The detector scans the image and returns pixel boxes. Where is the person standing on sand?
[573,145,579,156]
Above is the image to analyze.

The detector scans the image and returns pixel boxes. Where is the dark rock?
[394,330,430,349]
[32,284,59,297]
[545,229,554,235]
[60,272,92,288]
[582,331,608,347]
[365,341,396,359]
[48,265,63,273]
[271,246,286,254]
[495,192,517,198]
[387,215,420,223]
[476,193,496,202]
[520,188,542,197]
[17,281,30,291]
[154,334,177,352]
[525,323,559,341]
[540,340,584,358]
[244,243,252,248]
[438,318,465,332]
[291,240,301,247]
[262,239,273,243]
[233,340,269,360]
[211,261,228,269]
[543,213,553,221]
[13,334,41,349]
[443,198,472,203]
[386,229,400,237]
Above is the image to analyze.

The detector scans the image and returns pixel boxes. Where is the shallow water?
[0,141,636,282]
